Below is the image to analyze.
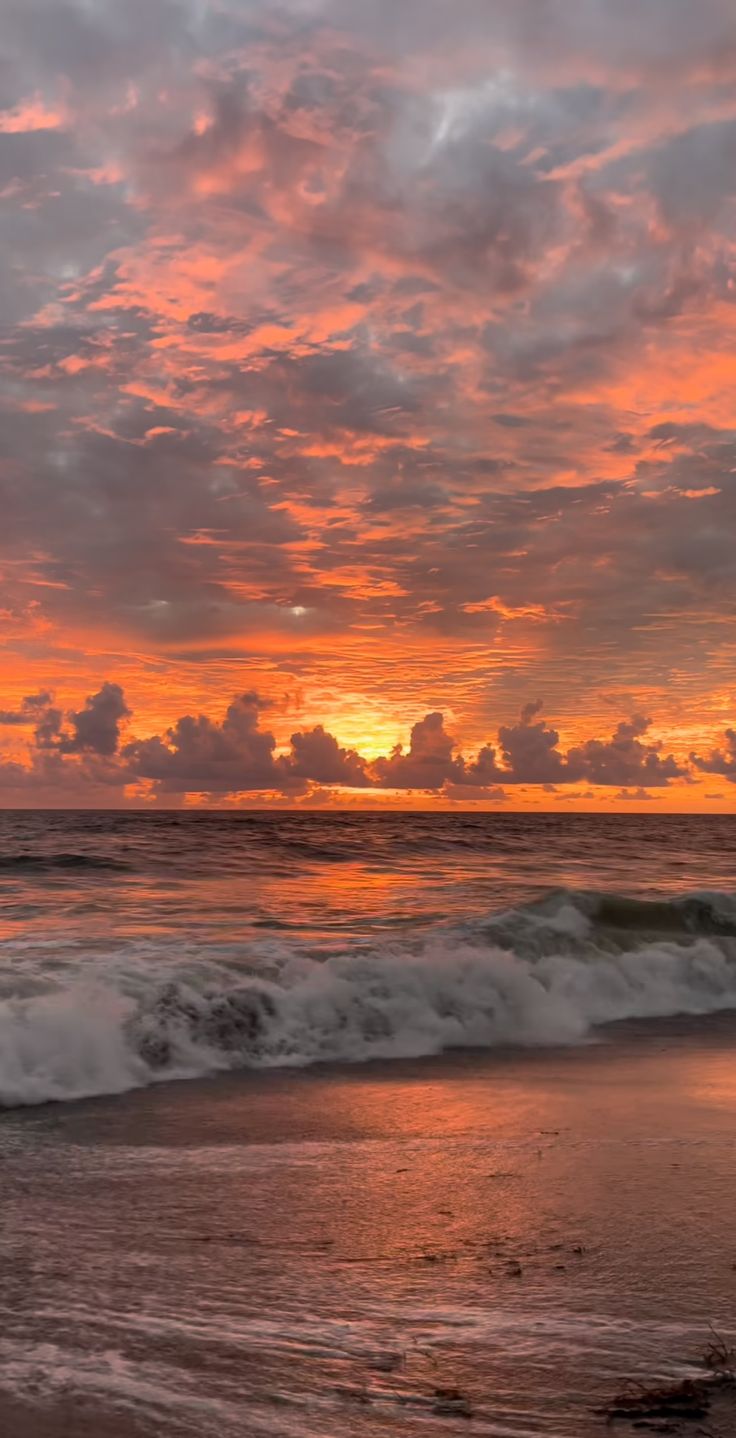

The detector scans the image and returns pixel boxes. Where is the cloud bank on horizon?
[0,0,735,806]
[0,680,733,806]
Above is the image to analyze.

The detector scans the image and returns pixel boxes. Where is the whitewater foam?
[2,890,736,1108]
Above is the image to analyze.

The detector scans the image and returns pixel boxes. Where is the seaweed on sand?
[598,1376,712,1424]
[702,1324,735,1372]
[597,1331,736,1431]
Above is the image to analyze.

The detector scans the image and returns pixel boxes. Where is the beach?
[2,1016,736,1437]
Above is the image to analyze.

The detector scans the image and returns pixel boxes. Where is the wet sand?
[2,1017,736,1437]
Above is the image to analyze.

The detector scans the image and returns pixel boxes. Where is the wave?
[0,852,132,873]
[481,888,736,955]
[2,888,736,1109]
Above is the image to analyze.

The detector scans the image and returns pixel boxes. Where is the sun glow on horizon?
[0,0,735,809]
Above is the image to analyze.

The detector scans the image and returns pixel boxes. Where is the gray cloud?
[0,691,53,725]
[0,681,714,797]
[59,681,131,756]
[691,729,736,783]
[567,715,684,787]
[369,702,685,790]
[123,693,281,793]
[648,120,736,231]
[372,711,467,789]
[285,725,372,786]
[0,0,734,771]
[496,700,572,784]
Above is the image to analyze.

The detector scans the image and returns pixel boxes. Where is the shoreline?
[4,1005,736,1133]
[2,1012,736,1437]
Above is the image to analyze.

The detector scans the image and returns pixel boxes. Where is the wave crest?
[3,888,736,1108]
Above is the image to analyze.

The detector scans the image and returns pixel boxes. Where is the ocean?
[2,811,736,1436]
[1,810,736,1106]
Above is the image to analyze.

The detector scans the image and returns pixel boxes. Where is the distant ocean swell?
[0,852,132,872]
[2,890,736,1109]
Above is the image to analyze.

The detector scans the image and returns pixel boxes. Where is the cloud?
[123,692,281,794]
[0,685,129,758]
[691,729,736,783]
[0,95,67,134]
[463,744,506,787]
[0,678,709,800]
[497,701,572,784]
[443,781,508,803]
[284,725,373,786]
[0,691,53,725]
[371,702,685,790]
[122,692,373,794]
[372,711,467,789]
[648,120,736,232]
[0,0,734,784]
[0,686,134,799]
[58,681,130,756]
[567,715,684,787]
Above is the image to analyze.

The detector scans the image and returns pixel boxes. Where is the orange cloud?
[0,95,67,133]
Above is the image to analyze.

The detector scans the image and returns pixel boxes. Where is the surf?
[2,888,736,1108]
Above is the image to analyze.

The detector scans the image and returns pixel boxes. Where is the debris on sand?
[597,1370,735,1430]
[598,1326,736,1430]
[369,1351,404,1373]
[702,1325,735,1372]
[432,1386,473,1418]
[598,1377,710,1423]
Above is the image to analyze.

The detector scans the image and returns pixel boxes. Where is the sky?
[0,0,735,809]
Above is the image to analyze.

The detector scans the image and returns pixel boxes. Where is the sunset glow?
[1,0,735,808]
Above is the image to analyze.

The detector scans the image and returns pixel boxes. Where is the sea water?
[1,810,736,1106]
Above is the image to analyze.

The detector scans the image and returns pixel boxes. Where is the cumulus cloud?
[0,691,53,725]
[284,725,373,787]
[122,693,374,794]
[462,744,506,787]
[0,680,710,799]
[0,685,136,800]
[0,684,129,757]
[372,712,467,789]
[567,715,684,787]
[372,702,685,791]
[58,682,131,756]
[21,682,131,757]
[691,729,736,783]
[123,693,281,794]
[497,701,572,784]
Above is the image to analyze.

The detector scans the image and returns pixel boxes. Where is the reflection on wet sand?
[2,1023,736,1436]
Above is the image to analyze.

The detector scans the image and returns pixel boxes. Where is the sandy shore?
[2,1017,736,1437]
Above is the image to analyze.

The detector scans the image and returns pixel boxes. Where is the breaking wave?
[2,888,736,1109]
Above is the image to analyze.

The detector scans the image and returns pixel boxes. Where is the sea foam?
[2,890,736,1107]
